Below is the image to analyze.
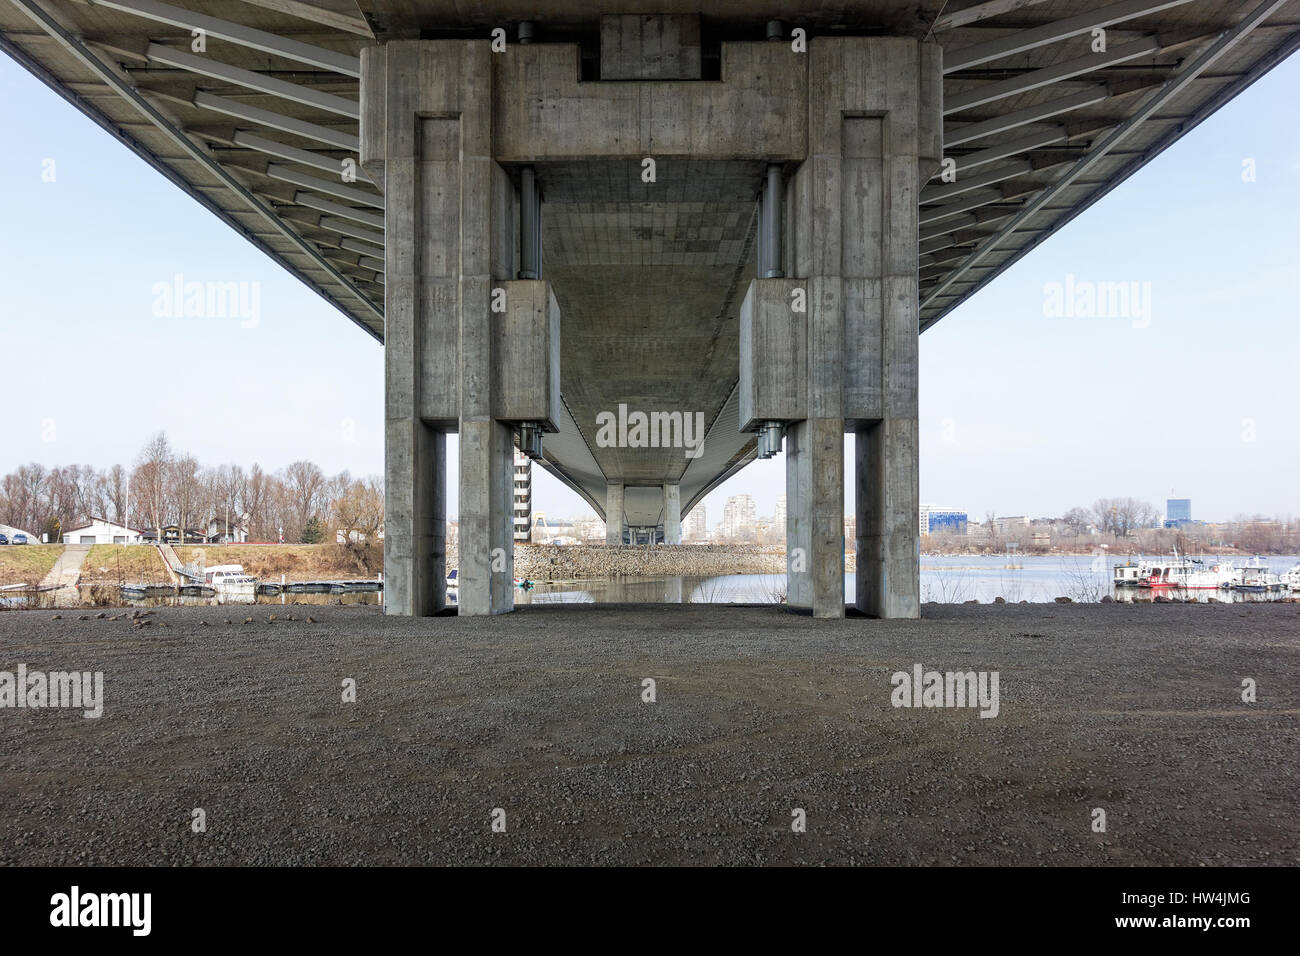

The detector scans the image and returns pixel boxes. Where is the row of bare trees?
[0,432,383,546]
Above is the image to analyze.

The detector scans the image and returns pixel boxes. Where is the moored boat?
[1136,556,1198,589]
[1113,561,1144,588]
[1232,556,1284,592]
[1179,559,1240,590]
[204,564,257,598]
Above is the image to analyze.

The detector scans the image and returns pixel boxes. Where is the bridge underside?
[4,0,1298,617]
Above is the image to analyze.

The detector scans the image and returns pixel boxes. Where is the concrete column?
[458,97,516,617]
[856,418,919,617]
[362,40,516,616]
[662,484,681,545]
[781,37,940,619]
[785,418,844,615]
[605,482,624,545]
[364,42,449,616]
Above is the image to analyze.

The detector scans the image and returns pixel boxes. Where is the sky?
[1,48,1297,528]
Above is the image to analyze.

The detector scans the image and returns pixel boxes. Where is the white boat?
[1283,564,1300,591]
[1113,561,1144,587]
[1179,559,1240,590]
[1133,556,1199,589]
[446,568,458,590]
[204,564,257,597]
[1232,556,1284,592]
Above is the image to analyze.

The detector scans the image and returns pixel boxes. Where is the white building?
[206,517,249,544]
[60,518,142,545]
[682,505,708,542]
[572,515,604,542]
[993,515,1031,536]
[719,494,756,541]
[513,449,532,542]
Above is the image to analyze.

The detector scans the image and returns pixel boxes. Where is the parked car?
[11,534,28,545]
[0,533,8,545]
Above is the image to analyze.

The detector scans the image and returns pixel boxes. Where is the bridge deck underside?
[536,160,761,521]
[3,0,1298,524]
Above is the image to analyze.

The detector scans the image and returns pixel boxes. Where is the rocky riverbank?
[449,544,832,580]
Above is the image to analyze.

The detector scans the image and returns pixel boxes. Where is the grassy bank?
[78,545,169,584]
[174,544,382,582]
[0,545,62,586]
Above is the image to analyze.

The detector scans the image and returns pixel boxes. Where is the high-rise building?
[682,505,708,542]
[920,504,967,536]
[1165,498,1192,528]
[773,495,786,533]
[512,449,532,542]
[719,494,757,541]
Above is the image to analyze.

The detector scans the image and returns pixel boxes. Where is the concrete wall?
[493,42,807,163]
[600,14,702,80]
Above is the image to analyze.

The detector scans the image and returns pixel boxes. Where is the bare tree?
[103,464,128,525]
[169,454,204,541]
[282,460,326,542]
[332,475,384,547]
[131,432,172,541]
[207,464,247,541]
[1062,507,1092,537]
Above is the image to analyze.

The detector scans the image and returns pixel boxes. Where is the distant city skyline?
[1,52,1297,526]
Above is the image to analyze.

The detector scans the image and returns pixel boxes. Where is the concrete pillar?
[856,418,919,617]
[662,484,681,545]
[605,482,624,545]
[362,40,516,616]
[780,37,940,619]
[785,419,844,615]
[457,154,518,616]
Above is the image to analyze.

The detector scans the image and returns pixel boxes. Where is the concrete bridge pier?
[605,483,625,546]
[662,484,681,545]
[365,28,937,620]
[363,42,559,616]
[744,38,942,619]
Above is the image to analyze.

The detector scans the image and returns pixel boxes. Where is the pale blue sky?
[1,50,1296,527]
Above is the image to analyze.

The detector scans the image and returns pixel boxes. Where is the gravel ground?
[0,602,1296,866]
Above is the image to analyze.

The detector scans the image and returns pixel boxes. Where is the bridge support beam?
[605,482,625,546]
[743,37,940,618]
[363,40,519,616]
[662,484,681,545]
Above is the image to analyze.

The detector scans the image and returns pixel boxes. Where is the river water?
[512,554,1300,605]
[6,555,1294,609]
